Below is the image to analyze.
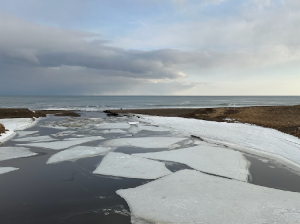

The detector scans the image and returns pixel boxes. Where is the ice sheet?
[47,146,111,164]
[134,145,249,181]
[12,135,55,142]
[117,170,300,224]
[93,152,171,179]
[16,131,39,137]
[0,118,38,143]
[102,137,187,149]
[19,136,105,150]
[0,167,19,175]
[94,123,130,129]
[0,147,37,161]
[137,124,170,132]
[139,116,300,171]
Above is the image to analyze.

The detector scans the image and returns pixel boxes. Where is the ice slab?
[0,118,38,143]
[137,124,170,132]
[12,135,55,142]
[19,136,105,150]
[0,147,37,161]
[106,129,127,134]
[0,167,19,175]
[93,152,171,179]
[117,170,300,224]
[139,116,300,171]
[128,122,139,125]
[51,131,76,137]
[16,131,39,137]
[94,123,130,129]
[134,145,249,181]
[102,137,187,149]
[47,146,111,164]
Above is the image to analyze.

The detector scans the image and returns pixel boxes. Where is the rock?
[0,123,5,135]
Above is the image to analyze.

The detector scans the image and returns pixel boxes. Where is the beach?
[109,105,300,138]
[1,106,300,223]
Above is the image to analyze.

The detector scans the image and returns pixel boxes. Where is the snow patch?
[0,147,37,161]
[117,170,300,224]
[134,145,249,181]
[93,152,171,179]
[102,137,187,149]
[47,146,111,164]
[0,167,19,175]
[19,136,105,150]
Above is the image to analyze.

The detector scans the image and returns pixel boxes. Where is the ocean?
[0,96,300,111]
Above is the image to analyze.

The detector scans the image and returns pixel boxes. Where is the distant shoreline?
[107,105,300,139]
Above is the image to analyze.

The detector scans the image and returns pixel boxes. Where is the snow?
[0,167,19,175]
[137,124,170,132]
[139,116,300,171]
[16,131,39,137]
[133,145,249,181]
[128,122,139,125]
[0,147,37,161]
[18,136,105,150]
[102,137,187,149]
[117,170,300,224]
[47,146,111,164]
[0,118,38,143]
[94,123,130,129]
[12,135,55,142]
[93,152,171,179]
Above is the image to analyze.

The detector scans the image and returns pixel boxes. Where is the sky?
[0,0,299,95]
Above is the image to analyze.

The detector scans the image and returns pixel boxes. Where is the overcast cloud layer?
[0,0,299,95]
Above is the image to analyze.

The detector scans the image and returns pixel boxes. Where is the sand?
[108,105,300,138]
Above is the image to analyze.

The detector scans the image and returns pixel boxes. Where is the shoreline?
[107,105,300,139]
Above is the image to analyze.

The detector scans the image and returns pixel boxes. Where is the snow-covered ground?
[138,116,300,172]
[0,118,39,143]
[117,169,300,224]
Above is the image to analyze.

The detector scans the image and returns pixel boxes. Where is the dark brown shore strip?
[107,105,300,139]
[0,108,80,119]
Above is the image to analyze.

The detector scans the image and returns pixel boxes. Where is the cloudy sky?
[0,0,299,95]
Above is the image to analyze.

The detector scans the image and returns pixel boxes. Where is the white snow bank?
[94,123,130,129]
[0,118,38,143]
[93,152,171,179]
[117,170,300,224]
[12,135,55,142]
[0,147,37,161]
[134,145,249,181]
[139,116,300,171]
[47,146,111,164]
[102,137,187,149]
[19,136,105,150]
[0,167,19,175]
[16,131,39,137]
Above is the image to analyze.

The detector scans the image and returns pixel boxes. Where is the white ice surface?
[12,135,55,142]
[137,124,170,132]
[102,137,187,149]
[134,145,249,181]
[16,131,39,137]
[19,136,105,150]
[94,123,130,129]
[128,122,139,125]
[93,152,171,179]
[0,147,37,161]
[106,129,127,134]
[117,170,300,224]
[47,146,111,164]
[0,118,38,143]
[0,167,19,175]
[139,116,300,170]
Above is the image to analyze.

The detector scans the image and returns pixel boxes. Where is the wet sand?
[108,105,300,138]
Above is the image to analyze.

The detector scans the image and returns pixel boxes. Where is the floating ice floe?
[19,136,105,150]
[0,118,39,143]
[16,131,39,137]
[94,123,131,129]
[93,152,171,179]
[104,129,127,134]
[0,147,37,161]
[117,170,300,224]
[0,167,19,175]
[128,122,139,125]
[139,116,300,171]
[51,131,76,137]
[134,145,249,181]
[102,137,187,149]
[47,146,111,164]
[137,124,170,132]
[12,135,55,142]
